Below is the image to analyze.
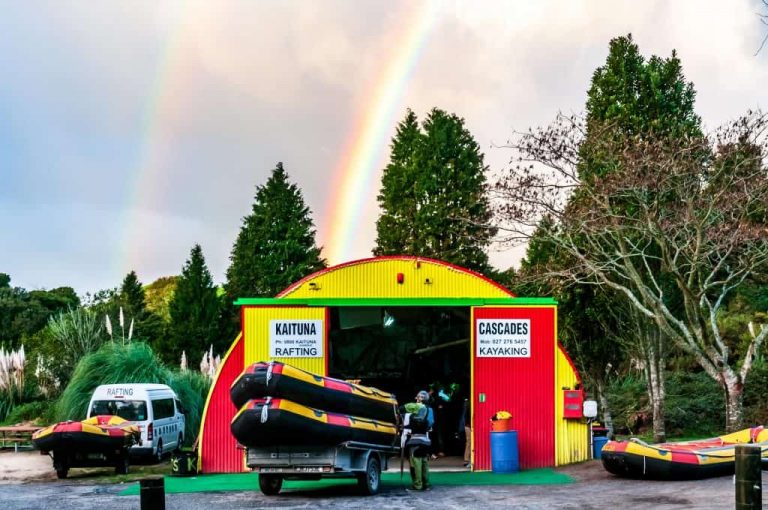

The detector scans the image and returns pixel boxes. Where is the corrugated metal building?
[198,256,589,473]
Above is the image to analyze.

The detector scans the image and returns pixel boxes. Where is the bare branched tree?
[494,111,768,431]
[758,0,768,55]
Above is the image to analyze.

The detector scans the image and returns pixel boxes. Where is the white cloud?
[2,0,767,291]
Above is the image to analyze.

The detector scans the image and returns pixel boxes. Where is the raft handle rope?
[260,397,272,423]
[266,361,275,386]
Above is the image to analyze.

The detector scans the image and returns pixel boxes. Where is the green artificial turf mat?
[119,469,572,496]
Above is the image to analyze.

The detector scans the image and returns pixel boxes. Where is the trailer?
[246,441,400,495]
[42,444,133,479]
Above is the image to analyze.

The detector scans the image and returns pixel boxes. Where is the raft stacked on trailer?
[32,415,140,478]
[230,361,399,447]
[601,426,768,480]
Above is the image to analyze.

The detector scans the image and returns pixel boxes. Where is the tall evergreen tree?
[374,110,421,255]
[118,271,146,319]
[374,108,495,273]
[166,245,220,366]
[225,162,326,301]
[115,270,163,344]
[580,34,701,181]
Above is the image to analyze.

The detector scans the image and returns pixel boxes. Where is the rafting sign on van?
[269,319,324,358]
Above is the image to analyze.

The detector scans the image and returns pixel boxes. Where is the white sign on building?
[476,319,531,358]
[269,320,324,358]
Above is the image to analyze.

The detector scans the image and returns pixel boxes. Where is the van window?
[91,400,148,421]
[152,398,175,419]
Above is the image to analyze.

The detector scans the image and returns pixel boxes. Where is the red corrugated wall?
[472,306,555,470]
[199,334,245,473]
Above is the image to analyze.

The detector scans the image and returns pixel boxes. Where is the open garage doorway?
[327,306,471,459]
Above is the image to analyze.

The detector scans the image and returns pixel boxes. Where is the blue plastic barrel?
[593,436,609,459]
[490,430,519,473]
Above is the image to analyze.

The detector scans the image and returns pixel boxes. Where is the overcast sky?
[1,0,766,295]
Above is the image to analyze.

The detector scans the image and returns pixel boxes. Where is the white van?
[87,383,186,460]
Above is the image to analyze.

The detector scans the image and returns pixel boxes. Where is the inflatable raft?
[231,398,398,448]
[601,427,768,480]
[230,361,398,423]
[32,415,140,453]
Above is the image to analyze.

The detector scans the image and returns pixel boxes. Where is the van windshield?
[90,400,148,421]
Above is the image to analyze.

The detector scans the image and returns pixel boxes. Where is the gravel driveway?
[0,456,758,509]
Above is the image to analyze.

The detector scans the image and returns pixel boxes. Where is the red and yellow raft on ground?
[601,427,768,480]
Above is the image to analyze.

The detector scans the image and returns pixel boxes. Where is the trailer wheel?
[115,455,130,475]
[357,455,381,495]
[53,454,69,479]
[258,474,283,496]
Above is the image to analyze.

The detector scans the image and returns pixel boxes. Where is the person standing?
[402,390,433,491]
[460,398,471,468]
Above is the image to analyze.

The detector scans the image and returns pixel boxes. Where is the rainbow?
[119,3,438,276]
[321,2,439,264]
[118,3,190,277]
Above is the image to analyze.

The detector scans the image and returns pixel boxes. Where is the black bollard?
[140,476,166,510]
[735,444,762,510]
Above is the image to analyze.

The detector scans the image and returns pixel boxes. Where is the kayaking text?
[269,320,324,358]
[476,319,531,357]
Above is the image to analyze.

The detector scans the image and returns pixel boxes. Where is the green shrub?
[743,361,768,426]
[53,341,210,446]
[2,400,55,425]
[54,342,166,421]
[606,370,726,438]
[605,374,648,435]
[664,371,724,437]
[166,370,210,446]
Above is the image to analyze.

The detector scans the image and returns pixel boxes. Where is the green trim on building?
[234,297,557,307]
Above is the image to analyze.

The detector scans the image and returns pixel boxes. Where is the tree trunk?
[721,371,745,433]
[647,352,666,443]
[637,314,666,443]
[596,381,615,439]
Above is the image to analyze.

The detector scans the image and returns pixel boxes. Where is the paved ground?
[0,458,759,509]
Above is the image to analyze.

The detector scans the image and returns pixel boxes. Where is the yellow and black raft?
[32,415,140,478]
[230,361,398,423]
[231,398,399,448]
[601,427,768,480]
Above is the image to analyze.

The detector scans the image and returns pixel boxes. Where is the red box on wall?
[563,389,584,419]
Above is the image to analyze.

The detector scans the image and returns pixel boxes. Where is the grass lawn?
[118,468,573,496]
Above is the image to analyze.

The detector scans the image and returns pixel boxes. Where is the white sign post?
[476,319,531,357]
[269,320,324,358]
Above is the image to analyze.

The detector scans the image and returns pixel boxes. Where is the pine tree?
[166,244,221,366]
[580,34,702,181]
[116,270,163,345]
[374,108,495,273]
[374,110,421,255]
[225,162,326,301]
[118,271,146,319]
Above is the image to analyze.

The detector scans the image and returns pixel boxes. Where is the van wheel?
[154,441,164,463]
[175,434,183,453]
[357,456,381,495]
[258,474,283,495]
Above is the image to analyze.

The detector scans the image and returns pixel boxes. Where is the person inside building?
[458,397,471,468]
[429,382,449,458]
[401,390,433,491]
